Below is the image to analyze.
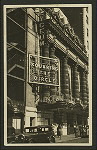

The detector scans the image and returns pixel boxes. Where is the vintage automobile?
[15,125,55,143]
[7,126,16,143]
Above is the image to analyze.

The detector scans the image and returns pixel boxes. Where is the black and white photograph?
[3,4,92,146]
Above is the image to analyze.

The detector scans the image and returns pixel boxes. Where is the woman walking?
[73,123,79,138]
[57,124,62,139]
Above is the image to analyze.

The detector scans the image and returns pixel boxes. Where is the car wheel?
[49,137,55,143]
[29,139,35,143]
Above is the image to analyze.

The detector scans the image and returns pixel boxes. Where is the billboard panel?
[29,54,59,86]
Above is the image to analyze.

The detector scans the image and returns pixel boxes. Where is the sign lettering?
[29,54,59,86]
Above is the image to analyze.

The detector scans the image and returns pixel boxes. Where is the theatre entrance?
[67,113,74,134]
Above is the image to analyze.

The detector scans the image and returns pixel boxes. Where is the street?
[55,134,89,143]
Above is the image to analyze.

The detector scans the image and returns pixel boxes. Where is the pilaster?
[42,42,50,103]
[82,71,87,105]
[50,45,57,103]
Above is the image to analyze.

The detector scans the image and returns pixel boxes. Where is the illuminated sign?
[29,54,59,86]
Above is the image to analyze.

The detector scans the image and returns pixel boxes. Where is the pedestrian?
[75,124,79,138]
[79,125,83,137]
[68,124,70,135]
[73,122,78,138]
[73,122,76,136]
[57,124,62,139]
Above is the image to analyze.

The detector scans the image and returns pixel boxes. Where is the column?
[49,46,56,103]
[82,71,87,104]
[73,64,80,102]
[42,42,50,103]
[63,56,69,102]
[43,42,49,57]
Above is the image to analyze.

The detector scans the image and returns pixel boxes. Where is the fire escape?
[7,8,26,119]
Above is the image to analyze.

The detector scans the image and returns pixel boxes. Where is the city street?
[55,134,89,143]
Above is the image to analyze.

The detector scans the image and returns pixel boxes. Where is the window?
[87,41,89,50]
[28,16,37,33]
[30,117,35,126]
[25,129,29,133]
[86,7,88,13]
[78,72,80,92]
[45,128,49,131]
[86,15,88,24]
[34,128,37,132]
[12,118,21,129]
[71,67,73,97]
[87,28,89,36]
[32,20,36,32]
[42,128,45,131]
[68,65,72,96]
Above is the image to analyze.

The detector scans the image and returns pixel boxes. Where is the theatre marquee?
[29,54,59,86]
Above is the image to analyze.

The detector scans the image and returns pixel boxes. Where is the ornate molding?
[40,19,88,64]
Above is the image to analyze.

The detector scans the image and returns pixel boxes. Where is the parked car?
[7,126,16,143]
[15,125,55,143]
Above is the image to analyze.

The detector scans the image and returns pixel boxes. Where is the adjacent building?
[83,7,91,56]
[7,7,89,135]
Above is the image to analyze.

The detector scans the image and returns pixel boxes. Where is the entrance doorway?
[30,117,35,127]
[77,114,82,125]
[45,118,50,125]
[67,113,74,134]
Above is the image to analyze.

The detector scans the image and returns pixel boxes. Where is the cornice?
[47,34,88,69]
[41,19,88,64]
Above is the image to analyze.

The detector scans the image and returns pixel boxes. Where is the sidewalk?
[55,134,82,143]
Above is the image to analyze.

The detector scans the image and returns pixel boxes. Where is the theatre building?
[7,7,89,134]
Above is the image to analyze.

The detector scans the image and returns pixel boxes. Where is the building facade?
[7,7,89,135]
[83,6,92,56]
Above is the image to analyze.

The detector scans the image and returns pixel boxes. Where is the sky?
[60,7,84,43]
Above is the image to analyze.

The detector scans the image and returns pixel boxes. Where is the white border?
[4,4,92,146]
